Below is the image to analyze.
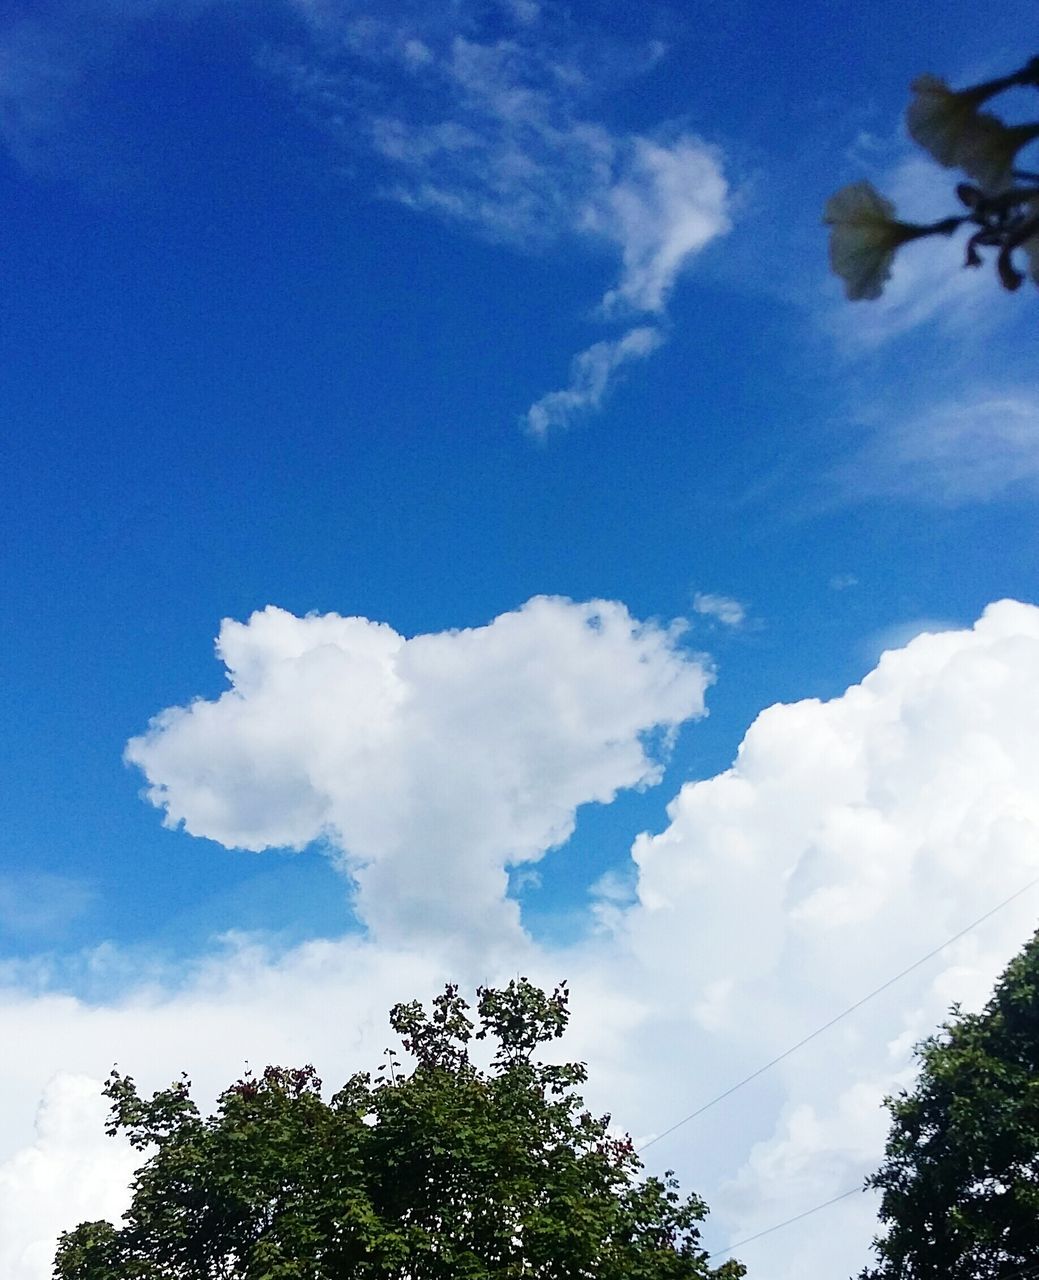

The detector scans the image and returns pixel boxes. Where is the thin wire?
[707,1184,863,1260]
[997,1261,1039,1280]
[709,1192,1039,1272]
[637,873,1039,1155]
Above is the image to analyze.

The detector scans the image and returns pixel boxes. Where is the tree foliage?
[861,930,1039,1279]
[55,979,744,1280]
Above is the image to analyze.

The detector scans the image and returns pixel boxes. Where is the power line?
[709,1187,1039,1274]
[995,1261,1039,1280]
[707,1183,863,1260]
[637,872,1039,1155]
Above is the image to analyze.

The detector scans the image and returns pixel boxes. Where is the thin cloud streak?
[0,1,731,435]
[272,6,731,433]
[842,390,1039,504]
[524,326,664,436]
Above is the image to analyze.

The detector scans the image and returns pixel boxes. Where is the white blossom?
[823,181,924,300]
[955,118,1039,193]
[907,74,1039,192]
[907,74,990,167]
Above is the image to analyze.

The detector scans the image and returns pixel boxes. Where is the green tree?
[55,979,744,1280]
[860,930,1039,1279]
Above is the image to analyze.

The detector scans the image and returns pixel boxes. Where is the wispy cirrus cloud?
[271,3,731,432]
[0,0,214,181]
[0,874,95,937]
[842,389,1039,504]
[818,150,1039,510]
[519,126,728,433]
[0,0,731,434]
[524,326,664,436]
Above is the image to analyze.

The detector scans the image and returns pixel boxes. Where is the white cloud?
[692,592,746,628]
[0,1074,138,1280]
[278,10,731,285]
[8,600,1039,1278]
[861,616,960,666]
[848,390,1039,503]
[273,11,730,431]
[595,136,730,315]
[0,3,731,433]
[516,129,729,435]
[524,326,663,435]
[619,598,1039,1273]
[125,597,710,947]
[0,874,94,936]
[0,15,81,173]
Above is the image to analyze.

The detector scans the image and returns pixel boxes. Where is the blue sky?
[2,2,1039,1276]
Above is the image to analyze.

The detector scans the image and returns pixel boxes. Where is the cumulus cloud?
[0,1075,138,1280]
[6,601,1039,1276]
[619,598,1039,1273]
[524,326,663,435]
[692,592,746,628]
[125,597,710,946]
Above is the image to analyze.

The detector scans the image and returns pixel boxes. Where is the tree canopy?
[55,979,744,1280]
[861,929,1039,1279]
